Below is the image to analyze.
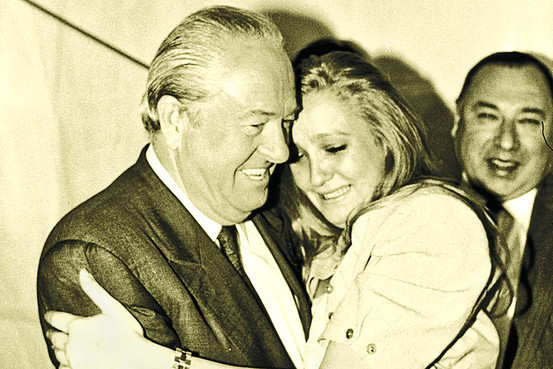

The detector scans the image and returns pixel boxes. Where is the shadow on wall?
[266,9,462,179]
[372,55,461,178]
[264,9,335,59]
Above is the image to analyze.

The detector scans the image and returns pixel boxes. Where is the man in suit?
[452,51,553,368]
[37,6,311,369]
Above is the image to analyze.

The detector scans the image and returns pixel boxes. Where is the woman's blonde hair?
[277,51,511,317]
[280,51,439,266]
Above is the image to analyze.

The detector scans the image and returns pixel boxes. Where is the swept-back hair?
[140,6,285,132]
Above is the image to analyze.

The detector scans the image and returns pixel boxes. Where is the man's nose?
[258,122,289,164]
[494,118,520,151]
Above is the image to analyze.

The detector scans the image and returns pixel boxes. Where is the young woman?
[46,51,510,369]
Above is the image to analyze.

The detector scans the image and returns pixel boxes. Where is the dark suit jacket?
[37,146,311,368]
[505,174,553,368]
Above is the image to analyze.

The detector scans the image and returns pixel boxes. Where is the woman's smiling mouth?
[321,185,351,200]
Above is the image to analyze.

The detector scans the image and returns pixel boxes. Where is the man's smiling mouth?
[488,158,520,176]
[241,168,269,181]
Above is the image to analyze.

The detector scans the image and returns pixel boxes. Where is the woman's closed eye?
[325,144,347,154]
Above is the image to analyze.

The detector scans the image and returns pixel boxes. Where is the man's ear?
[157,95,192,150]
[451,106,461,138]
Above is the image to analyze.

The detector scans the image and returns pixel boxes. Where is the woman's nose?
[309,157,332,186]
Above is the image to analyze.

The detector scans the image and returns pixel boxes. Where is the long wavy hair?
[277,51,511,316]
[280,51,438,261]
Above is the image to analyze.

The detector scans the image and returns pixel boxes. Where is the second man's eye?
[519,118,541,126]
[476,112,498,121]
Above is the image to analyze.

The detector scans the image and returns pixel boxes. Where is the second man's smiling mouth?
[487,158,520,176]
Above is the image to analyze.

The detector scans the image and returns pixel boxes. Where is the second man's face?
[454,63,553,201]
[176,38,297,225]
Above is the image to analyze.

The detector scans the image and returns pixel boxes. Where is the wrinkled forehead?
[213,39,296,112]
[473,64,551,94]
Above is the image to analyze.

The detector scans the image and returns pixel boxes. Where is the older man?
[37,6,310,369]
[452,51,553,368]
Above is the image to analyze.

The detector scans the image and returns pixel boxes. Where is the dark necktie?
[491,205,534,369]
[217,225,247,279]
[496,208,523,292]
[217,225,269,311]
[493,206,533,315]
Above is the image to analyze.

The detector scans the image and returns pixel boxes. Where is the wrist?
[173,347,193,369]
[134,335,175,369]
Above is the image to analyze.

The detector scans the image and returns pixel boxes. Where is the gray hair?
[140,6,285,132]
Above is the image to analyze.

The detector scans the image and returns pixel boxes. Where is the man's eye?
[519,118,541,126]
[477,113,498,121]
[244,124,264,135]
[326,145,346,153]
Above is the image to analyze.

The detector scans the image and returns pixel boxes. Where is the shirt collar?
[146,145,222,241]
[461,172,537,231]
[502,188,537,232]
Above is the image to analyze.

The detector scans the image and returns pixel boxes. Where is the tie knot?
[217,225,247,279]
[486,197,505,222]
[218,225,238,246]
[496,207,515,230]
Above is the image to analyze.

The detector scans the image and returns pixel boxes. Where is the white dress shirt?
[146,146,305,368]
[492,187,537,369]
[502,188,537,318]
[502,188,537,261]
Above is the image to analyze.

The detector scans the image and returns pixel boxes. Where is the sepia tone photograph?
[2,0,552,368]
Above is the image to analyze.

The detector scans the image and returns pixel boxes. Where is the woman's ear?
[157,95,191,150]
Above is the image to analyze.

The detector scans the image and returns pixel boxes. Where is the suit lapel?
[133,151,293,363]
[167,232,291,360]
[513,177,553,361]
[253,211,312,337]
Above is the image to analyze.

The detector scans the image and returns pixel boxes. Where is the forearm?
[137,342,268,369]
[138,341,259,369]
[38,241,180,362]
[40,243,276,369]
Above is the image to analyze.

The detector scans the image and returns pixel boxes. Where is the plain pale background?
[1,0,552,367]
